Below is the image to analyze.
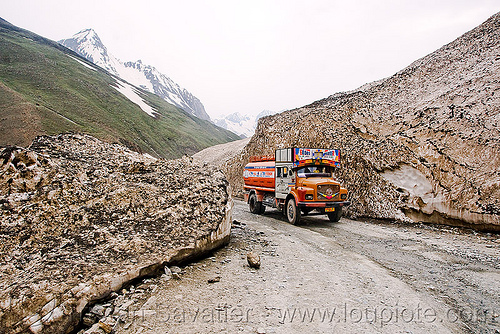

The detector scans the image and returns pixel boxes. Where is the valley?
[0,8,499,334]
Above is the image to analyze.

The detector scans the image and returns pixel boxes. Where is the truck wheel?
[327,208,342,222]
[286,198,301,225]
[249,193,262,214]
[259,204,266,214]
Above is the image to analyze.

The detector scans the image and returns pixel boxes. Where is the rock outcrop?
[226,12,500,231]
[0,134,232,333]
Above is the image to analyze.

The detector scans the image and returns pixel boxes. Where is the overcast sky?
[2,1,499,118]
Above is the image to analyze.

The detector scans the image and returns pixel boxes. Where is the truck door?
[275,163,293,199]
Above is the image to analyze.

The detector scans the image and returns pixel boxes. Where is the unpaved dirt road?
[112,199,499,334]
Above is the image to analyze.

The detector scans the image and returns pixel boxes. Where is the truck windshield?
[297,166,332,178]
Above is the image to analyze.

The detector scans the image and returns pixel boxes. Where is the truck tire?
[259,204,266,214]
[249,193,263,214]
[327,207,342,222]
[286,198,301,225]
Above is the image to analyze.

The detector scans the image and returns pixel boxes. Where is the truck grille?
[317,184,340,200]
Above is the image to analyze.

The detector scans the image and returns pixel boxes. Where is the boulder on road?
[247,252,261,269]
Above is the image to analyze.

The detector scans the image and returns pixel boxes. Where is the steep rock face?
[226,13,500,231]
[0,134,232,333]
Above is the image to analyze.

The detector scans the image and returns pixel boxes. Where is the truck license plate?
[325,207,335,212]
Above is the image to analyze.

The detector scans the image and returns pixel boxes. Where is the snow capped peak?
[59,29,114,74]
[74,28,97,39]
[225,112,250,124]
[59,30,211,121]
[214,110,281,138]
[256,109,276,119]
[70,29,105,51]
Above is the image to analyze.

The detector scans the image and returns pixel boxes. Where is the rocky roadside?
[72,219,271,334]
[0,134,233,334]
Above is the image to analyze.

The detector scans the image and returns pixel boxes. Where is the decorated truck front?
[244,148,350,225]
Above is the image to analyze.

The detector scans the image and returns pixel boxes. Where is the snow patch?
[67,55,96,71]
[381,164,433,199]
[112,81,158,117]
[381,164,447,215]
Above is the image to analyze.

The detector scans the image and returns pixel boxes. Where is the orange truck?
[243,148,350,225]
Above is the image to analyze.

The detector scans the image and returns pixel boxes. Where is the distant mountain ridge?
[214,110,280,138]
[59,29,211,121]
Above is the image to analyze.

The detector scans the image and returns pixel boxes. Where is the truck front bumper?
[298,201,351,208]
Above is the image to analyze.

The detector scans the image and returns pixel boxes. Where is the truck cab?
[244,147,350,225]
[275,148,349,224]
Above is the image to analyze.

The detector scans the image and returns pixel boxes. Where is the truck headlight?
[341,194,347,199]
[305,194,314,200]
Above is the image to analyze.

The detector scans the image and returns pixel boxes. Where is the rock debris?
[0,133,233,334]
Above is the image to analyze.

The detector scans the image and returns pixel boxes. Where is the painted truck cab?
[244,148,350,225]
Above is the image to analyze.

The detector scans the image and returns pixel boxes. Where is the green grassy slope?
[0,17,239,158]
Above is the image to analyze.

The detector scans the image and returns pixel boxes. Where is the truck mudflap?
[297,201,351,208]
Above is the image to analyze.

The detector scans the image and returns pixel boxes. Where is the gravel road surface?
[101,199,499,334]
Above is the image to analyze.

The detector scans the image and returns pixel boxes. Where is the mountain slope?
[59,29,211,121]
[0,17,239,158]
[226,12,500,231]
